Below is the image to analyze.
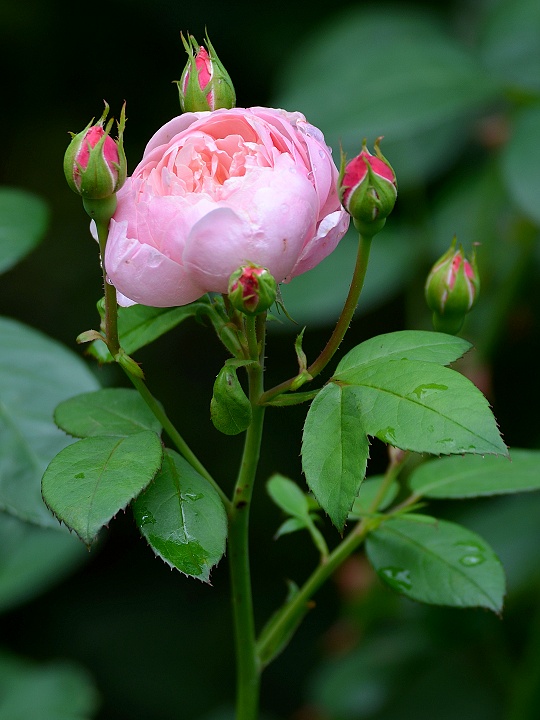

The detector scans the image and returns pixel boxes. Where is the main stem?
[228,316,266,719]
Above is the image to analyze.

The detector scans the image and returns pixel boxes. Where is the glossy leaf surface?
[302,383,370,529]
[335,359,507,456]
[133,450,227,581]
[0,317,99,529]
[55,388,162,438]
[335,331,471,376]
[409,449,540,499]
[42,431,163,545]
[0,188,49,274]
[366,516,505,612]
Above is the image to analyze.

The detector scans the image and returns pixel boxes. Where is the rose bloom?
[105,107,350,307]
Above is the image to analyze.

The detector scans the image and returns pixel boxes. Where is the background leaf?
[335,359,507,455]
[0,317,99,529]
[366,516,505,611]
[302,383,370,529]
[0,513,87,614]
[267,474,311,519]
[479,0,540,93]
[349,475,399,518]
[500,106,540,225]
[0,651,98,720]
[133,450,227,582]
[335,330,471,376]
[409,449,540,499]
[42,431,163,545]
[274,6,501,187]
[54,388,162,438]
[0,188,49,274]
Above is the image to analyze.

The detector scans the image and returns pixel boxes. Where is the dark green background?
[1,0,540,717]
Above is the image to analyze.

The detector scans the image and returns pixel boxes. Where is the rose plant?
[27,33,540,720]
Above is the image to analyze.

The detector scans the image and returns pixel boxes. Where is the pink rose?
[105,107,349,307]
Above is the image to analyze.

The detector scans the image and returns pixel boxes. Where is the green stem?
[228,316,266,720]
[257,516,375,663]
[260,233,373,404]
[94,217,120,357]
[126,371,230,510]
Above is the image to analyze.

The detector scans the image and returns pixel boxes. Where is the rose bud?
[339,138,397,236]
[228,264,277,316]
[178,33,236,112]
[425,239,480,335]
[64,103,127,201]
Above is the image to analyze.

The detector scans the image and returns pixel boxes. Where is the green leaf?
[55,388,162,438]
[0,513,87,614]
[210,364,252,435]
[409,449,540,499]
[500,106,540,225]
[366,516,505,612]
[0,188,49,274]
[274,7,501,187]
[275,517,308,538]
[479,0,540,93]
[133,450,227,582]
[0,651,98,720]
[89,301,210,362]
[335,359,507,456]
[0,317,99,529]
[335,330,471,376]
[349,475,399,518]
[41,431,163,545]
[302,383,370,529]
[267,474,311,519]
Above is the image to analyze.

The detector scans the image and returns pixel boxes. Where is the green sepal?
[210,362,252,435]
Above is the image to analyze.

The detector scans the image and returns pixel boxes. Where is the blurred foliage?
[0,0,538,718]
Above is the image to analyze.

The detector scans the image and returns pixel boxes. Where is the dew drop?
[455,542,486,567]
[380,566,412,591]
[411,383,448,400]
[378,427,397,444]
[139,510,156,527]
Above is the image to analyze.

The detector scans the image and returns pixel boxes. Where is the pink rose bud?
[178,33,236,112]
[228,264,277,316]
[339,138,397,236]
[64,103,127,200]
[425,238,480,335]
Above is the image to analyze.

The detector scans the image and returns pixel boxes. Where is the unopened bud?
[64,103,127,200]
[178,33,236,112]
[339,138,397,236]
[425,239,480,335]
[228,264,277,316]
